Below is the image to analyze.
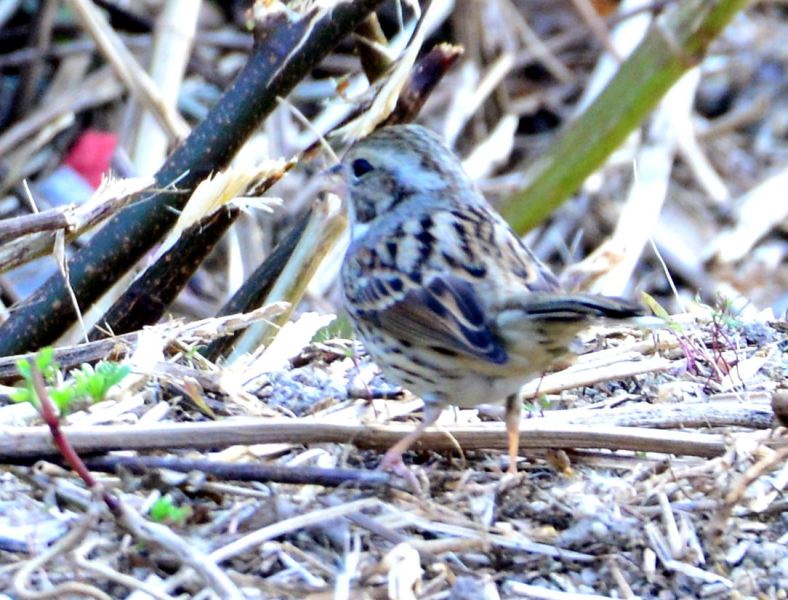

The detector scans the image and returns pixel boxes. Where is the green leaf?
[72,361,131,403]
[641,292,683,333]
[311,315,355,344]
[11,350,131,414]
[10,388,32,404]
[13,357,37,407]
[50,387,76,413]
[149,497,191,524]
[16,357,31,381]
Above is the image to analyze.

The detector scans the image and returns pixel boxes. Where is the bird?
[338,123,643,475]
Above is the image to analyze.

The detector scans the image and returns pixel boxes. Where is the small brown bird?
[339,124,643,474]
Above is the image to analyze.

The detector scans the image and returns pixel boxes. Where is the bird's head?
[339,124,470,231]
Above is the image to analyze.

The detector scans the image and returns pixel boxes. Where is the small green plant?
[71,361,131,403]
[149,496,191,524]
[12,348,130,414]
[537,394,552,411]
[311,315,356,344]
[709,295,743,330]
[523,394,552,415]
[641,292,683,333]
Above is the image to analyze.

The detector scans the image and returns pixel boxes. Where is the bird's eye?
[351,158,374,178]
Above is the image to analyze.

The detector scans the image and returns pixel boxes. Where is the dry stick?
[0,177,152,274]
[0,30,257,69]
[483,399,775,430]
[569,0,622,61]
[11,0,58,122]
[297,11,444,149]
[79,454,390,488]
[229,195,347,358]
[0,206,74,243]
[298,41,463,163]
[332,500,466,573]
[155,497,380,595]
[0,336,135,382]
[383,43,464,126]
[1,113,75,198]
[12,506,111,600]
[113,501,244,600]
[0,303,288,382]
[507,0,666,73]
[0,35,149,68]
[519,354,674,397]
[570,67,702,296]
[386,502,595,561]
[33,473,245,600]
[65,0,189,141]
[131,0,201,175]
[199,213,311,361]
[503,580,614,600]
[1,419,770,460]
[210,497,378,563]
[72,538,177,600]
[444,52,514,147]
[706,167,788,264]
[505,0,573,84]
[713,444,788,539]
[354,12,392,82]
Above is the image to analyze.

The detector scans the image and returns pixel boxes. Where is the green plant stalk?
[500,0,749,233]
[0,0,384,357]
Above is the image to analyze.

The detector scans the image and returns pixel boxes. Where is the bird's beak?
[323,163,342,178]
[321,163,346,197]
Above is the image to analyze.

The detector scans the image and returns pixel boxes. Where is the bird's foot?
[379,451,424,494]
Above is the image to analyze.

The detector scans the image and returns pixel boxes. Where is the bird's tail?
[517,293,645,322]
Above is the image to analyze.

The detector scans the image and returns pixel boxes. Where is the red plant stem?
[30,365,119,513]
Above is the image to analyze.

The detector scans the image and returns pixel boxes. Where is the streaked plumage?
[339,124,643,473]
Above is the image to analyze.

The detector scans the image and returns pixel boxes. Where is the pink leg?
[380,403,443,473]
[505,394,522,474]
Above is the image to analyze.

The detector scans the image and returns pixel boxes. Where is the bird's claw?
[380,452,425,494]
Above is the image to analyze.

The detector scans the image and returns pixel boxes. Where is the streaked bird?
[339,124,643,474]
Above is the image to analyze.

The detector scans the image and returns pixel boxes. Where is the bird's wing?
[343,258,508,365]
[342,204,568,366]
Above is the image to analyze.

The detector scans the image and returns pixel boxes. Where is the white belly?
[374,349,534,408]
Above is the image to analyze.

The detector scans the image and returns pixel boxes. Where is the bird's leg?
[505,394,522,474]
[350,354,380,418]
[379,402,443,473]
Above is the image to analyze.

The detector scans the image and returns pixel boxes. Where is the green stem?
[500,0,749,233]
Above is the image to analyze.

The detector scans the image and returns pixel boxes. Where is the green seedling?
[641,292,683,333]
[312,315,355,345]
[537,395,553,411]
[149,496,191,525]
[72,361,131,403]
[709,295,743,330]
[12,348,130,414]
